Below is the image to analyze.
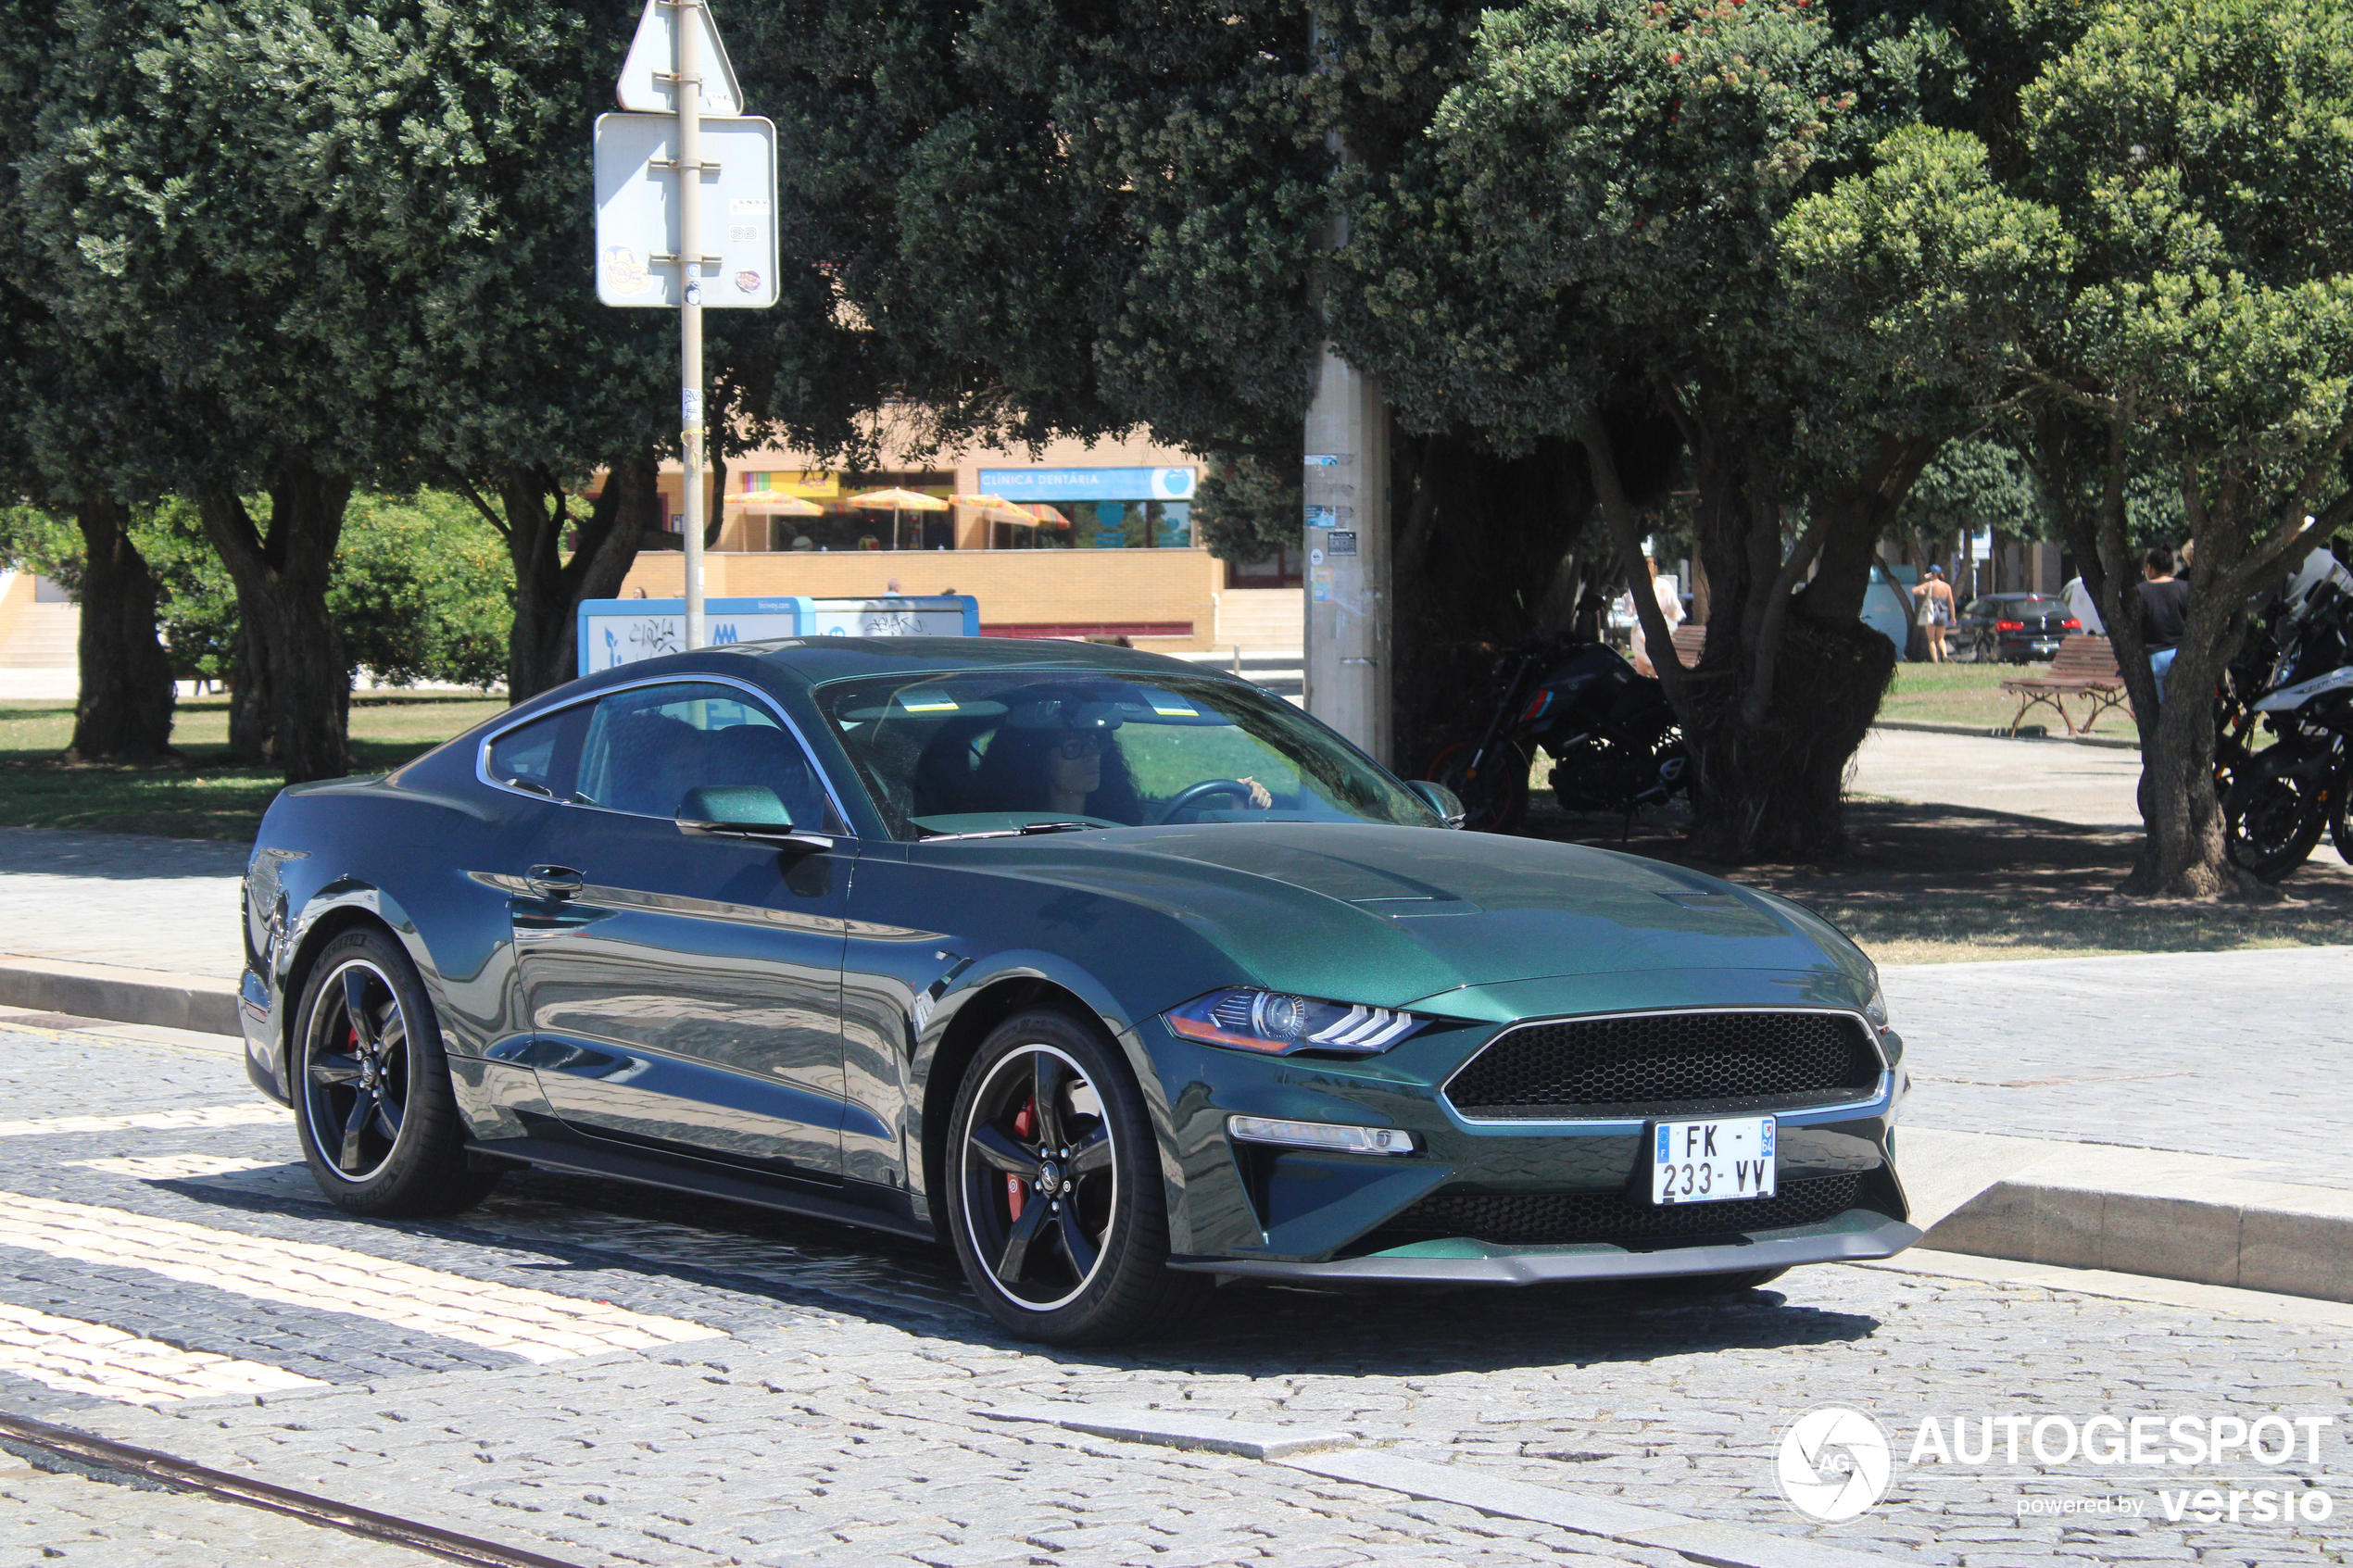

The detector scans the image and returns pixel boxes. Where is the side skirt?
[464,1134,937,1244]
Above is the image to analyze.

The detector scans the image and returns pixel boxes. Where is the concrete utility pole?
[1302,358,1390,765]
[1301,56,1392,767]
[675,0,708,650]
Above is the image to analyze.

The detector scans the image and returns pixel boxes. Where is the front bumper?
[1171,1210,1920,1286]
[1145,976,1913,1274]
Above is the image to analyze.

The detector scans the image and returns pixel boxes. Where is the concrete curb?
[1923,1179,2353,1304]
[1871,718,2139,750]
[0,956,239,1037]
[986,1404,1897,1567]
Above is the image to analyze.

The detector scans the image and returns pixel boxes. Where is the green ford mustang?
[240,638,1917,1344]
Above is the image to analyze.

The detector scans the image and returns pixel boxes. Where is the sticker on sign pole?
[682,388,703,427]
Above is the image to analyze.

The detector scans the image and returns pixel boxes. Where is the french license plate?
[1650,1116,1776,1205]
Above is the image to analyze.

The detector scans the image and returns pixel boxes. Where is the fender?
[264,880,448,1096]
[901,946,1194,1235]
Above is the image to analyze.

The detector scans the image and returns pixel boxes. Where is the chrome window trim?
[475,672,859,839]
[1436,1004,1891,1131]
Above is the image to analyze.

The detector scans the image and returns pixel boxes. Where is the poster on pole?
[593,113,777,308]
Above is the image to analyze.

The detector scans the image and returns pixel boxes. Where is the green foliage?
[1898,440,2050,539]
[0,506,84,593]
[328,493,514,691]
[1192,456,1302,565]
[12,492,514,689]
[137,501,240,683]
[2020,0,2353,498]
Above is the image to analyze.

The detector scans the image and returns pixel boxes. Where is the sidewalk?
[2,824,2347,1303]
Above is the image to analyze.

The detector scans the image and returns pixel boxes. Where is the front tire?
[2225,753,2327,883]
[946,1008,1208,1345]
[290,927,499,1217]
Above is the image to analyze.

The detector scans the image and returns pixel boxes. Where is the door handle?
[524,865,585,899]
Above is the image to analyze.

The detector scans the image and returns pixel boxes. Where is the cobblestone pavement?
[1884,947,2353,1185]
[0,1024,2346,1568]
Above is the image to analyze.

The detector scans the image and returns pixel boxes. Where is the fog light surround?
[1227,1115,1418,1156]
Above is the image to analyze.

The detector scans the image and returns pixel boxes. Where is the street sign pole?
[675,0,707,651]
[600,0,773,658]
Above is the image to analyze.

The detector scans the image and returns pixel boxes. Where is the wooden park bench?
[2000,633,2131,736]
[1668,623,1706,668]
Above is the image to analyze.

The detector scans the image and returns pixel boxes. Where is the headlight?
[1863,974,1890,1030]
[1163,987,1428,1056]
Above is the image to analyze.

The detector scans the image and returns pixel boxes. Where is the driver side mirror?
[1410,780,1467,829]
[676,784,835,850]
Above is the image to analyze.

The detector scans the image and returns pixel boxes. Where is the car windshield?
[814,668,1441,840]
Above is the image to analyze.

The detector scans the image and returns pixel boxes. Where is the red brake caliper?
[1007,1098,1035,1219]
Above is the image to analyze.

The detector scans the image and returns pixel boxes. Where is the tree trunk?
[198,459,355,784]
[226,617,273,764]
[1585,387,1931,863]
[493,451,661,703]
[65,495,176,764]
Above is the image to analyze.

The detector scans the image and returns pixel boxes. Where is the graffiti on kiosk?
[603,616,684,668]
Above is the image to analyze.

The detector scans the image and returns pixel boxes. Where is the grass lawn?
[0,694,503,842]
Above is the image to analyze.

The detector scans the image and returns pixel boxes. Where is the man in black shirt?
[2139,545,2191,696]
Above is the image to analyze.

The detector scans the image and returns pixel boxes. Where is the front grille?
[1444,1009,1882,1120]
[1361,1173,1863,1250]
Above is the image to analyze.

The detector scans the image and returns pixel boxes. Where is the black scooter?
[1420,636,1688,834]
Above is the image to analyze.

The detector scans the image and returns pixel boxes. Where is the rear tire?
[289,927,500,1217]
[945,1007,1210,1345]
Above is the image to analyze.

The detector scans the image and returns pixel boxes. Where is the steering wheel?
[1157,779,1258,824]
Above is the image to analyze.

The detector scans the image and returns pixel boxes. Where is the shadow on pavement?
[163,1162,1881,1378]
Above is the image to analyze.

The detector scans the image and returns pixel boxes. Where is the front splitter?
[1169,1210,1921,1286]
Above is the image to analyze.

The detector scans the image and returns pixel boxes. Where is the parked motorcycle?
[2221,558,2353,881]
[1421,636,1688,834]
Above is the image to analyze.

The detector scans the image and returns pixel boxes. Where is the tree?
[1330,0,1995,859]
[0,4,179,763]
[2007,0,2353,897]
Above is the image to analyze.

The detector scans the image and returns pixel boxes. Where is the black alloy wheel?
[304,958,409,1182]
[290,926,500,1216]
[946,1009,1209,1344]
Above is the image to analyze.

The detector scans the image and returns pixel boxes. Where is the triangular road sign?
[616,0,744,117]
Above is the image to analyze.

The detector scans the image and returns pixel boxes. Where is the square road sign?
[594,112,777,309]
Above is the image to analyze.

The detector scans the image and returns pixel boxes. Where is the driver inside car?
[971,696,1273,821]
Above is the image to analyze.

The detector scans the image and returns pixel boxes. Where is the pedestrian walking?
[1912,564,1956,662]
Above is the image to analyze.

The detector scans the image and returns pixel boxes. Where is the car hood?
[970,822,1869,1007]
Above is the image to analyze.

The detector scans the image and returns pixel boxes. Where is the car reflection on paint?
[239,637,1918,1345]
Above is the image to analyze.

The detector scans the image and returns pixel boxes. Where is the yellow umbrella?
[951,494,1038,528]
[849,487,950,550]
[728,492,823,517]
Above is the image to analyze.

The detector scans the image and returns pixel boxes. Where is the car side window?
[573,682,845,833]
[484,705,587,799]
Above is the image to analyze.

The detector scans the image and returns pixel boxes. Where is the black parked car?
[1950,595,2080,663]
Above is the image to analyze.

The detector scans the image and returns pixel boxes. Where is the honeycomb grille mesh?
[1365,1174,1864,1249]
[1445,1010,1881,1119]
